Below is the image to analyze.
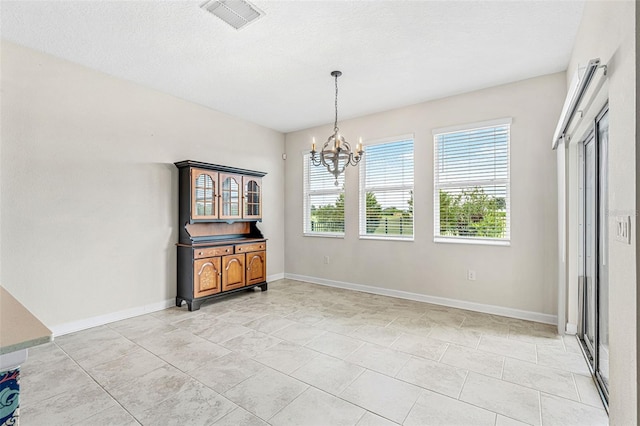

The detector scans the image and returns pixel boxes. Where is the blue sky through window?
[364,139,414,209]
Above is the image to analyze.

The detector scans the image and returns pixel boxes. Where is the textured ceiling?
[1,1,584,133]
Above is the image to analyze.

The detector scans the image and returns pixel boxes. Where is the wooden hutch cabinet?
[175,160,267,311]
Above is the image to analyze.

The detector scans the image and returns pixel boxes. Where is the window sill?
[433,237,510,247]
[360,235,414,242]
[304,232,345,239]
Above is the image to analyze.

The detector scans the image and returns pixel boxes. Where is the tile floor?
[20,279,608,425]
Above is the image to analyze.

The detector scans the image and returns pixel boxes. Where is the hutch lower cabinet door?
[246,251,266,285]
[193,257,222,298]
[222,254,245,291]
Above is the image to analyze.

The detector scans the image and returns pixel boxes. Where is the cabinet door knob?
[198,252,203,255]
[225,249,229,252]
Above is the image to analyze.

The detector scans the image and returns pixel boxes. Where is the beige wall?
[0,42,285,330]
[285,73,565,319]
[562,1,637,423]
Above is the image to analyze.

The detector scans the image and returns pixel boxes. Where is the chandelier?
[310,70,363,185]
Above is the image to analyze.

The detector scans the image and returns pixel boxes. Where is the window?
[359,137,414,240]
[303,153,345,236]
[433,118,511,244]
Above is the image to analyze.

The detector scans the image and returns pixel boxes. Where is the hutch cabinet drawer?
[236,242,266,253]
[194,246,233,259]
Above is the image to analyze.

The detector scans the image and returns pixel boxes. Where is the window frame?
[302,152,345,238]
[359,134,415,242]
[433,118,512,246]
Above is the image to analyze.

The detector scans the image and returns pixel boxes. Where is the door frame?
[577,102,609,410]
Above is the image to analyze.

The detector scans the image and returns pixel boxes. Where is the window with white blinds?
[433,119,510,243]
[359,137,414,240]
[303,153,345,236]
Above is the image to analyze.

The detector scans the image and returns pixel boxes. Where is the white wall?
[561,1,637,423]
[285,73,565,320]
[0,42,285,331]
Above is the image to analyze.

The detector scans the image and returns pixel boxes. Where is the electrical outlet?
[324,256,330,265]
[616,216,631,244]
[467,270,476,281]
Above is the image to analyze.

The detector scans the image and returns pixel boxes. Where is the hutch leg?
[259,283,268,291]
[175,297,184,308]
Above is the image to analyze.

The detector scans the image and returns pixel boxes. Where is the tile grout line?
[122,314,271,412]
[395,353,414,376]
[308,367,405,424]
[561,334,568,352]
[475,332,483,350]
[337,366,367,396]
[53,341,144,425]
[388,333,403,348]
[456,370,470,400]
[571,372,582,403]
[264,384,310,423]
[436,343,450,362]
[400,391,421,425]
[538,390,543,426]
[24,282,586,425]
[353,409,368,426]
[343,341,366,359]
[106,324,247,420]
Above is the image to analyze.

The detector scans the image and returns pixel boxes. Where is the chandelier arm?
[325,161,336,177]
[350,151,364,167]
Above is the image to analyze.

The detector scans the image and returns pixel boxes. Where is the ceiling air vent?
[201,0,264,30]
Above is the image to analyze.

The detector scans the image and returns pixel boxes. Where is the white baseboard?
[267,272,285,282]
[50,271,555,337]
[51,298,175,337]
[51,272,286,337]
[284,273,557,325]
[565,323,578,335]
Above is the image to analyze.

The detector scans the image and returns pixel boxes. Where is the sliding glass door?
[579,105,609,405]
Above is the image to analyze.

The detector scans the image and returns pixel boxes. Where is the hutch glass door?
[192,170,217,219]
[243,177,262,218]
[220,174,241,219]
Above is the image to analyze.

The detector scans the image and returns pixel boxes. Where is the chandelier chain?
[334,73,339,132]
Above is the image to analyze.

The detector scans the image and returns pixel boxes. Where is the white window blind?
[359,138,414,239]
[303,153,345,236]
[434,120,510,243]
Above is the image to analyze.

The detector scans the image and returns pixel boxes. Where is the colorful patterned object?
[0,368,19,426]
